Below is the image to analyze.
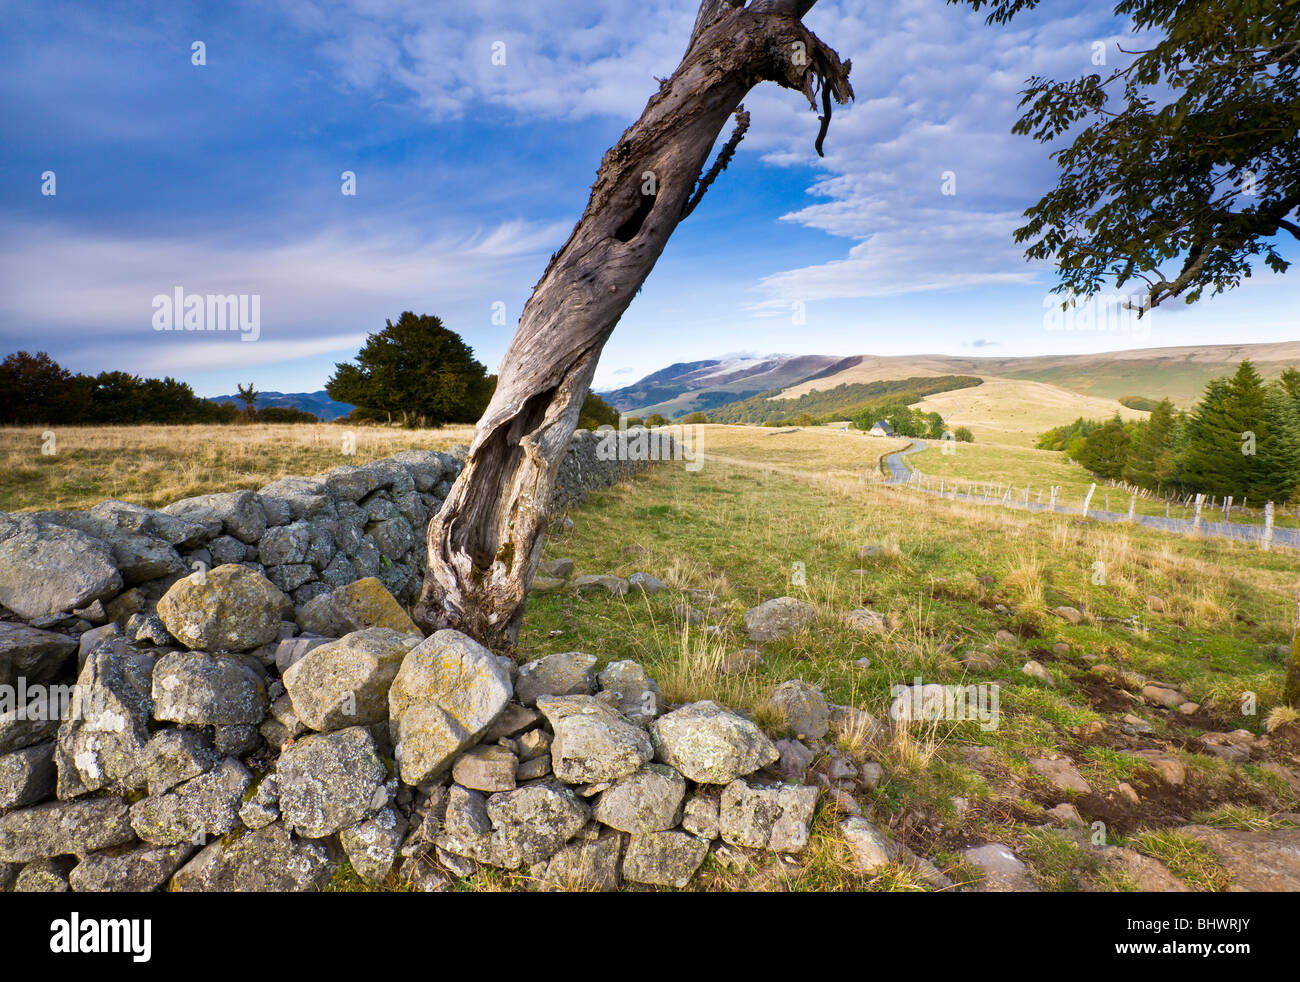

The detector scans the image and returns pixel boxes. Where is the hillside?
[599,354,846,417]
[707,375,983,425]
[774,341,1300,408]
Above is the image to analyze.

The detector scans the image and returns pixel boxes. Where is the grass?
[0,423,475,511]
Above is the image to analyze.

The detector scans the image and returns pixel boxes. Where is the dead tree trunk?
[414,0,852,648]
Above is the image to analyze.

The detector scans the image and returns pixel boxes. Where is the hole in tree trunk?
[615,189,658,242]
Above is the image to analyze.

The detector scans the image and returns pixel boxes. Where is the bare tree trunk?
[414,0,852,648]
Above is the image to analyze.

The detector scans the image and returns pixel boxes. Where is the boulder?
[515,651,597,707]
[152,651,268,726]
[964,843,1039,891]
[277,727,388,838]
[571,574,629,597]
[622,830,709,888]
[594,764,686,833]
[650,701,779,784]
[536,695,653,785]
[627,572,668,594]
[295,577,420,638]
[388,630,513,785]
[238,774,281,830]
[768,679,830,740]
[69,841,194,892]
[843,608,889,635]
[128,758,252,846]
[0,622,77,691]
[530,827,622,891]
[14,856,74,891]
[719,779,819,853]
[0,515,122,621]
[170,821,338,892]
[156,564,288,652]
[743,597,817,642]
[596,660,664,725]
[160,490,266,544]
[141,729,220,796]
[283,628,418,731]
[485,781,590,867]
[0,796,134,862]
[340,806,407,883]
[0,743,56,810]
[451,745,518,793]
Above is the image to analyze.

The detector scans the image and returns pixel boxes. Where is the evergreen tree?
[1178,377,1246,497]
[1078,415,1130,480]
[1254,383,1300,504]
[1123,398,1176,490]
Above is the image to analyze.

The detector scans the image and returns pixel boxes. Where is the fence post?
[1082,483,1096,518]
[1192,493,1205,536]
[1128,492,1137,522]
[1264,501,1275,551]
[1224,495,1232,520]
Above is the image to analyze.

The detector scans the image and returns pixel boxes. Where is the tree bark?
[414,0,852,649]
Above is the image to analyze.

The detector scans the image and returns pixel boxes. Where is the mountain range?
[207,390,354,421]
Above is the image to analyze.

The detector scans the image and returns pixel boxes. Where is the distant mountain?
[599,354,845,417]
[207,390,354,421]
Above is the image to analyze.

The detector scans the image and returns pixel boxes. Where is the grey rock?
[451,745,518,793]
[129,757,253,846]
[322,465,382,503]
[170,821,338,892]
[486,780,590,866]
[596,659,664,725]
[0,742,56,810]
[627,572,667,594]
[0,796,134,862]
[277,727,387,838]
[388,630,513,785]
[238,773,280,830]
[743,597,818,642]
[15,856,74,891]
[152,651,268,726]
[515,651,598,707]
[530,827,622,891]
[0,691,63,755]
[0,515,123,621]
[964,843,1039,892]
[257,476,333,520]
[622,830,709,888]
[283,628,419,731]
[69,841,194,892]
[156,564,288,652]
[650,701,779,784]
[160,490,266,544]
[77,622,121,667]
[213,723,260,757]
[768,679,830,740]
[681,790,720,840]
[571,574,629,597]
[536,695,653,785]
[594,764,686,833]
[719,779,819,853]
[274,635,332,675]
[0,621,77,690]
[207,535,248,565]
[340,806,407,883]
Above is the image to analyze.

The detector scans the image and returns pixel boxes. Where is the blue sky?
[1,0,1296,398]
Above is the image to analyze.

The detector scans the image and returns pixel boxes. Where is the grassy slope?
[513,425,1300,890]
[0,423,475,512]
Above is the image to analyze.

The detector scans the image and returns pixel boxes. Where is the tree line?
[1038,361,1300,504]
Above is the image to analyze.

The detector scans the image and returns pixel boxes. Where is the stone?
[571,574,630,597]
[596,659,663,725]
[828,703,882,743]
[650,701,779,784]
[1046,802,1085,827]
[537,695,653,785]
[994,629,1018,645]
[214,723,259,757]
[627,572,667,594]
[295,577,420,638]
[274,635,332,675]
[0,742,56,810]
[283,627,418,731]
[152,651,268,726]
[961,649,999,671]
[1142,684,1186,710]
[964,843,1038,891]
[841,817,901,873]
[531,576,565,593]
[161,490,266,543]
[719,779,819,853]
[538,558,575,579]
[0,796,134,862]
[1178,826,1300,891]
[622,830,709,888]
[76,623,121,667]
[1130,749,1186,786]
[15,856,74,891]
[0,515,123,621]
[843,608,889,635]
[1029,757,1091,795]
[141,728,220,796]
[156,564,288,652]
[743,597,818,642]
[773,739,815,784]
[170,821,338,892]
[594,764,686,833]
[1052,606,1084,625]
[129,758,253,846]
[768,679,830,740]
[54,638,155,797]
[1022,660,1055,686]
[515,755,551,781]
[486,781,590,867]
[452,745,518,793]
[681,791,720,840]
[483,704,542,741]
[388,630,513,785]
[0,691,62,756]
[1199,730,1255,762]
[340,806,407,883]
[69,841,194,892]
[0,622,77,690]
[515,651,597,707]
[277,727,387,838]
[239,774,281,830]
[531,827,622,891]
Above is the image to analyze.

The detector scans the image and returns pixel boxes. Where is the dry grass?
[0,423,475,511]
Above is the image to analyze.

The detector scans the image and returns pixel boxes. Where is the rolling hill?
[208,390,354,421]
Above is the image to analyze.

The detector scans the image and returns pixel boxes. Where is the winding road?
[882,440,1300,551]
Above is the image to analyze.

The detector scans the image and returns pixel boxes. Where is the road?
[881,440,1300,551]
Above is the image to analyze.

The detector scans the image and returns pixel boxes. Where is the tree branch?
[683,106,751,219]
